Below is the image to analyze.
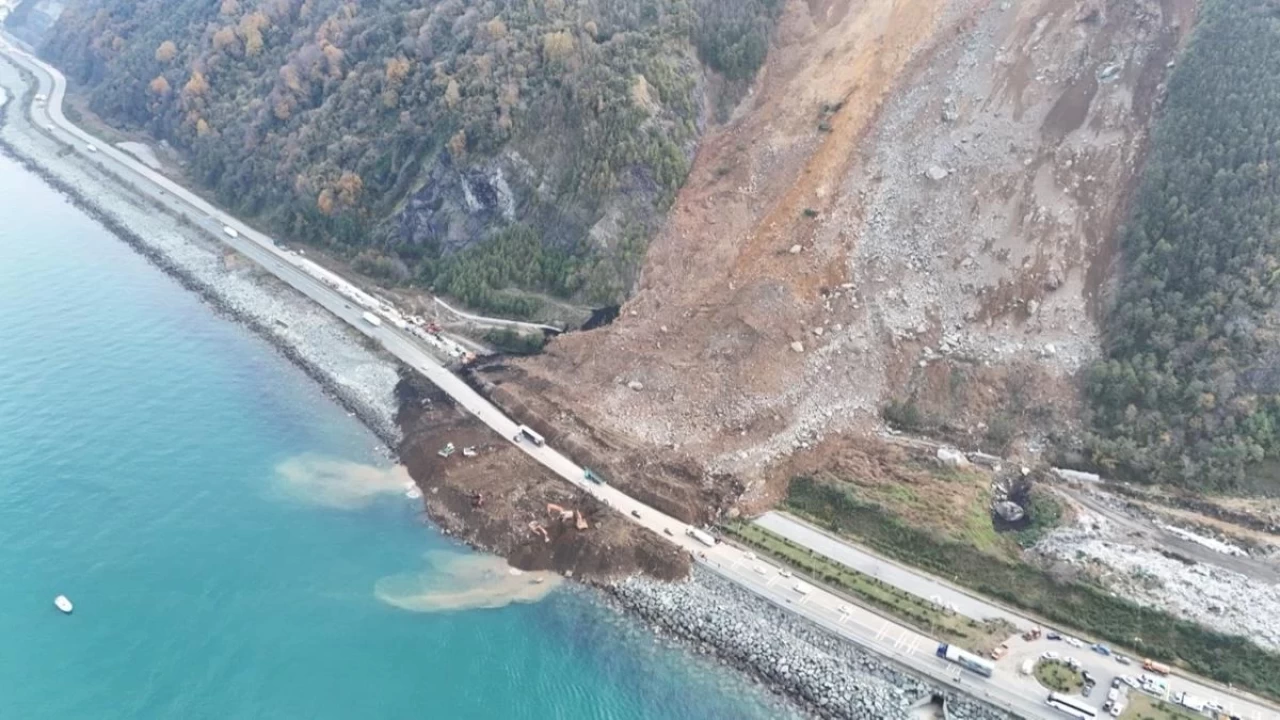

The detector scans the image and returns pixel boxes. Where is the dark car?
[1082,683,1094,698]
[1046,632,1061,640]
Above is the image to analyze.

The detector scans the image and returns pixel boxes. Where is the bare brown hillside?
[492,0,1197,514]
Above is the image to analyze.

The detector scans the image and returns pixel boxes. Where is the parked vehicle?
[1115,655,1132,666]
[1092,643,1111,656]
[1046,631,1062,641]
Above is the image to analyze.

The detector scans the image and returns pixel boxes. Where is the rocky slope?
[499,0,1195,508]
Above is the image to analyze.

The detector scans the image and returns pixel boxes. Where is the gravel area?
[1034,508,1280,653]
[0,59,401,445]
[607,568,1014,720]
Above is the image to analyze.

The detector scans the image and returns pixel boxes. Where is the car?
[1082,670,1094,684]
[1066,637,1084,648]
[1120,676,1141,689]
[1115,654,1132,665]
[1093,643,1111,656]
[662,528,673,536]
[779,569,792,578]
[1082,683,1094,698]
[1041,651,1060,661]
[744,552,757,561]
[1066,657,1081,670]
[1111,678,1122,690]
[1046,631,1062,641]
[630,509,641,519]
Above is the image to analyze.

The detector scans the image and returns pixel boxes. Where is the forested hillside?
[1087,0,1280,489]
[40,0,781,316]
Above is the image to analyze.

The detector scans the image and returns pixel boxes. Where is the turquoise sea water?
[0,156,792,719]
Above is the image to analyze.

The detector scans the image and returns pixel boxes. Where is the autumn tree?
[148,74,172,95]
[154,40,177,63]
[541,30,574,65]
[182,70,209,98]
[212,27,240,54]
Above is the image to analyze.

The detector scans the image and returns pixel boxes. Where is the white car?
[1041,651,1060,661]
[1065,657,1081,670]
[1065,637,1084,648]
[85,143,97,153]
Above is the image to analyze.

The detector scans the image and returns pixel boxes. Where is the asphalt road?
[3,37,1269,720]
[758,512,1278,720]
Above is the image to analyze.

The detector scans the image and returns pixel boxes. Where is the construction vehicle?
[437,442,455,458]
[1023,627,1042,641]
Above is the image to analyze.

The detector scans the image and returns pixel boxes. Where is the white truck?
[1173,692,1206,714]
[686,528,716,547]
[361,311,382,327]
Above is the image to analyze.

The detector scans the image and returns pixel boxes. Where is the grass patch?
[785,475,1280,701]
[1120,694,1203,720]
[1034,660,1083,693]
[721,521,1013,654]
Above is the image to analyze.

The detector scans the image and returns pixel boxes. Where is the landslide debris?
[500,0,1194,515]
[395,370,689,582]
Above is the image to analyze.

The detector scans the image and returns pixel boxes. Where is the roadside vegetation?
[721,522,1014,654]
[483,327,547,356]
[1033,660,1082,693]
[39,0,783,317]
[1086,0,1280,490]
[785,475,1280,700]
[1121,694,1204,720]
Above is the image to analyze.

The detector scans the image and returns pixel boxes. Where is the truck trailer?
[936,643,995,678]
[686,528,717,547]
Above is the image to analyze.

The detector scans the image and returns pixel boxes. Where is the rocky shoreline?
[606,568,1014,720]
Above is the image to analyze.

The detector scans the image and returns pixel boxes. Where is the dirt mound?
[395,372,689,581]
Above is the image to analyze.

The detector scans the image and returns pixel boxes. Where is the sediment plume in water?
[376,551,562,612]
[272,454,412,509]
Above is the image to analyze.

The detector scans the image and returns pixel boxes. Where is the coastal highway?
[0,38,1263,720]
[758,512,1279,720]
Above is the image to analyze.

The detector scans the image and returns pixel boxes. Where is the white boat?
[54,595,73,614]
[405,487,423,500]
